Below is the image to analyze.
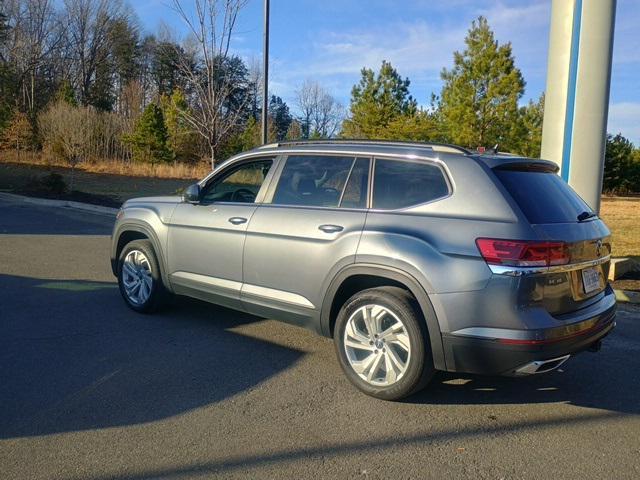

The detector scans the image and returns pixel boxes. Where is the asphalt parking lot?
[0,195,639,479]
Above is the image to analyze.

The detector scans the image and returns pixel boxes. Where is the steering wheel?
[322,187,340,196]
[231,188,256,203]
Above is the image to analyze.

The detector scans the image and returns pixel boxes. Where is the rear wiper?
[577,211,597,222]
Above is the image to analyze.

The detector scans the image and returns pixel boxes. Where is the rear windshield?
[494,169,593,224]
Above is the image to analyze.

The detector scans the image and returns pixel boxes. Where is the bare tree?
[295,80,344,138]
[2,0,64,114]
[63,0,122,105]
[172,0,248,168]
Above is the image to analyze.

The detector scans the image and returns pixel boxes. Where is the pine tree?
[124,103,173,165]
[513,93,544,157]
[439,16,525,150]
[55,80,78,106]
[269,95,292,141]
[161,89,198,163]
[379,110,441,142]
[342,60,416,138]
[604,133,636,193]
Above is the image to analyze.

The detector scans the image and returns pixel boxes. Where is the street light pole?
[261,0,270,144]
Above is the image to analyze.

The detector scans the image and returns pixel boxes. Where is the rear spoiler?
[473,155,559,173]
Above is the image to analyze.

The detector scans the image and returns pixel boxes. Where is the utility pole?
[261,0,270,144]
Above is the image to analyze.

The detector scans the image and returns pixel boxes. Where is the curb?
[615,289,640,304]
[0,192,119,216]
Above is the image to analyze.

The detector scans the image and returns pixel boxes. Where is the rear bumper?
[441,286,617,376]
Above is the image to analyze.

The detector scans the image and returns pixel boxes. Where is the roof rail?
[258,139,472,155]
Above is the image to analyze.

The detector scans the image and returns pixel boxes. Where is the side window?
[372,158,449,210]
[200,159,273,204]
[272,155,355,208]
[340,158,370,209]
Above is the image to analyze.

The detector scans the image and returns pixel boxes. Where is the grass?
[0,160,196,205]
[599,197,640,258]
[0,149,210,180]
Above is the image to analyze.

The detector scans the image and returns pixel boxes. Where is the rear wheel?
[334,286,434,400]
[117,239,168,313]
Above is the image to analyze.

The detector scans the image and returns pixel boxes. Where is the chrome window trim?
[197,148,455,211]
[200,148,450,184]
[489,255,611,277]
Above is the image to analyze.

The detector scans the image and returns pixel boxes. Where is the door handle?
[318,224,344,233]
[228,217,248,225]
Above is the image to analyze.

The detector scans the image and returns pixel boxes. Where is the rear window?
[494,170,592,224]
[372,159,449,210]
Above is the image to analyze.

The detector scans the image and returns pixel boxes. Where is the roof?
[256,139,472,156]
[238,139,558,173]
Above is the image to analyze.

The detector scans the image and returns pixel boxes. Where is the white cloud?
[269,1,552,106]
[608,102,640,145]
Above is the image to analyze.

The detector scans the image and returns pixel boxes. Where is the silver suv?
[111,140,616,400]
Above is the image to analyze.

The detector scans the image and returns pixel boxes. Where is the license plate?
[581,267,601,294]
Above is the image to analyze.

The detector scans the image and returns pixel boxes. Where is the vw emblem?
[595,240,603,257]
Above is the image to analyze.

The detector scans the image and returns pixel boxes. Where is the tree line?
[0,0,344,169]
[1,2,638,192]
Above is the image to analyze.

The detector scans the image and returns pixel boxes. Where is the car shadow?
[406,307,640,414]
[0,274,305,439]
[1,272,638,442]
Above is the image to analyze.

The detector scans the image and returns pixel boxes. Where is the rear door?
[241,154,370,329]
[493,167,611,314]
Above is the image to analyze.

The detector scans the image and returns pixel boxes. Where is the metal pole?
[261,0,270,144]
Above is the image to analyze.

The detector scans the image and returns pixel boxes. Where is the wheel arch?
[111,221,171,289]
[320,264,447,371]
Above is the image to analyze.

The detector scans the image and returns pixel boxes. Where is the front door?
[242,155,370,328]
[167,158,274,309]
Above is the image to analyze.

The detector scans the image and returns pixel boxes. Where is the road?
[1,195,639,479]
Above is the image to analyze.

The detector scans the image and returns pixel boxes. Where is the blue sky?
[135,0,640,145]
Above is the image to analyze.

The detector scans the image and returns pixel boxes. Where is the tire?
[333,286,435,400]
[117,239,168,313]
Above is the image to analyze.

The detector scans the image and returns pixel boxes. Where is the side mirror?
[183,183,201,204]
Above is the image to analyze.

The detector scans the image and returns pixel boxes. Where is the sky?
[135,0,640,145]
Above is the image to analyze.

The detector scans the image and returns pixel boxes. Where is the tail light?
[476,238,570,267]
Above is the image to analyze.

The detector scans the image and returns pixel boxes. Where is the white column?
[541,0,616,212]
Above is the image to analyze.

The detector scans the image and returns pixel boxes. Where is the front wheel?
[117,239,168,313]
[333,286,434,400]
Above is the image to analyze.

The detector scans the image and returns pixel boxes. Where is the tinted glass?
[272,155,355,207]
[494,169,592,224]
[201,160,272,204]
[372,159,449,210]
[340,158,370,209]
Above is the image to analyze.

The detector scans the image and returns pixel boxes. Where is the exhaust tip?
[515,354,571,375]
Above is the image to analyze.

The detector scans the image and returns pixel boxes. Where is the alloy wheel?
[343,304,411,386]
[122,249,153,305]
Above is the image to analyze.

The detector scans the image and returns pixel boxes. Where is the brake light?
[476,238,570,267]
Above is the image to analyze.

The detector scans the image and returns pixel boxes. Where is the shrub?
[41,172,68,194]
